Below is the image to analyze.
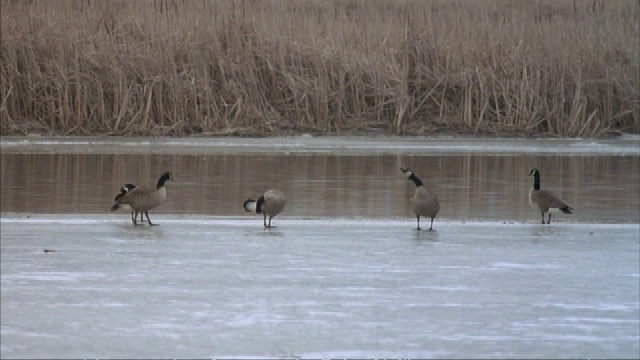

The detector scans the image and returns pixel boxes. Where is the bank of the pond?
[3,2,638,138]
[2,135,639,155]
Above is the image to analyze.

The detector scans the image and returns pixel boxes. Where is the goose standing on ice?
[528,168,573,224]
[111,171,174,226]
[243,190,287,228]
[401,168,440,231]
[111,183,143,224]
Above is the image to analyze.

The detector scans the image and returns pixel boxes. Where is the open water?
[1,136,639,358]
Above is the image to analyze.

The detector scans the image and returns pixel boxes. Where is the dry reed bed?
[1,0,639,137]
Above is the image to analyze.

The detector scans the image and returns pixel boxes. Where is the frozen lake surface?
[1,215,639,358]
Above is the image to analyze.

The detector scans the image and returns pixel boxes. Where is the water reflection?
[1,153,638,223]
[413,230,440,243]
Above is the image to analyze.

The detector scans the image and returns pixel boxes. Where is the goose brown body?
[120,187,167,211]
[113,172,174,225]
[401,168,440,230]
[528,168,573,224]
[243,189,287,228]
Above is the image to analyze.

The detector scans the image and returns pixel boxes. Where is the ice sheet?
[2,215,638,358]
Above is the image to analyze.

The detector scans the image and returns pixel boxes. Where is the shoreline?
[2,134,639,155]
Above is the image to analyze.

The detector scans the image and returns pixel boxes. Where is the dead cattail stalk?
[0,0,637,137]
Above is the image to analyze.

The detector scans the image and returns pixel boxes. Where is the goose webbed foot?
[428,218,436,231]
[144,212,158,226]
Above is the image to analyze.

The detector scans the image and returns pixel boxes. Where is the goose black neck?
[256,195,265,214]
[409,173,424,187]
[532,172,540,190]
[157,174,170,189]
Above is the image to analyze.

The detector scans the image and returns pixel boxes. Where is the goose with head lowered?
[111,183,143,224]
[243,189,287,228]
[111,171,174,226]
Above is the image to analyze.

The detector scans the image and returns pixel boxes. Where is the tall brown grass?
[1,0,638,137]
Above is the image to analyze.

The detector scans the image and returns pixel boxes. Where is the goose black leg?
[145,211,156,226]
[416,215,421,230]
[547,214,552,224]
[429,217,435,231]
[133,211,144,225]
[263,214,267,228]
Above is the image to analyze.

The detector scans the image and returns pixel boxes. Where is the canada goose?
[528,168,573,224]
[401,167,440,231]
[110,183,143,224]
[243,189,287,228]
[111,171,174,225]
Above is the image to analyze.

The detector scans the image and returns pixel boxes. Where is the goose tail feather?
[560,206,573,214]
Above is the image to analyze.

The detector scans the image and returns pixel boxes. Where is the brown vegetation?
[1,0,638,137]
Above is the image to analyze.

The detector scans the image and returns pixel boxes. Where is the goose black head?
[529,168,540,177]
[400,167,413,179]
[157,171,175,188]
[401,167,424,187]
[163,171,174,181]
[120,183,137,193]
